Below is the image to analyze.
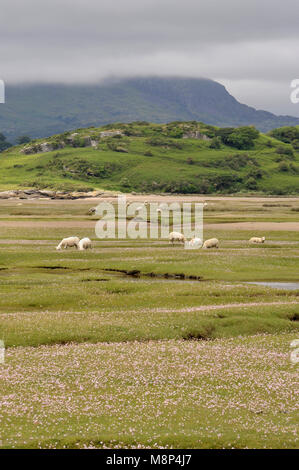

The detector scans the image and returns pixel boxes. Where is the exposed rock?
[40,142,54,152]
[0,189,112,200]
[39,190,56,197]
[99,130,124,138]
[0,190,18,199]
[183,131,211,140]
[115,146,128,153]
[20,140,65,154]
[20,145,40,155]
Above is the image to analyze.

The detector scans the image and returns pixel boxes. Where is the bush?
[209,136,222,149]
[292,139,299,150]
[0,133,12,152]
[227,127,259,149]
[16,135,31,145]
[245,177,258,190]
[120,177,131,189]
[145,137,183,149]
[276,145,294,157]
[269,126,299,144]
[166,127,184,139]
[278,161,289,172]
[216,126,259,149]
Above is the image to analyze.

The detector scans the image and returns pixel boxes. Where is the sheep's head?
[262,237,266,242]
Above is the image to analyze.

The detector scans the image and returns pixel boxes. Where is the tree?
[226,127,259,150]
[0,133,12,152]
[269,126,299,144]
[16,135,31,145]
[209,136,222,149]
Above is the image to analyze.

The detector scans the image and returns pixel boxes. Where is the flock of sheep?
[56,236,92,251]
[56,233,265,251]
[168,231,265,248]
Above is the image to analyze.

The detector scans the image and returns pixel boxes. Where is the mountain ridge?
[1,77,299,141]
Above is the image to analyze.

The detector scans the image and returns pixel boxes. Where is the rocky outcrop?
[182,131,210,140]
[20,141,65,155]
[99,130,124,138]
[18,129,126,155]
[0,189,111,200]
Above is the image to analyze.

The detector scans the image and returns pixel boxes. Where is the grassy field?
[1,121,299,194]
[0,197,298,448]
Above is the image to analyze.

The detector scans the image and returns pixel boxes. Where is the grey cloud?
[1,0,299,115]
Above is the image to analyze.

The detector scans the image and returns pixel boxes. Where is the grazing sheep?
[188,237,203,248]
[56,236,80,250]
[249,236,266,244]
[78,237,92,251]
[203,238,219,249]
[169,231,186,244]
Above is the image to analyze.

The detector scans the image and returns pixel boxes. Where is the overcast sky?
[1,0,299,115]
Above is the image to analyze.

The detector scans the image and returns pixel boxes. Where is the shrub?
[276,145,294,157]
[145,137,183,149]
[216,126,259,149]
[16,135,31,145]
[0,133,12,152]
[209,136,222,149]
[245,177,258,190]
[278,161,289,172]
[269,126,299,144]
[226,127,259,149]
[292,139,299,150]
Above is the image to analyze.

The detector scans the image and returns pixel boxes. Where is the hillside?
[1,77,299,142]
[1,121,299,195]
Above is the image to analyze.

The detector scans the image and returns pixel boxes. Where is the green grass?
[0,198,298,448]
[1,121,299,194]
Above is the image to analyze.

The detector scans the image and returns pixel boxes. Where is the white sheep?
[203,238,219,249]
[78,237,92,251]
[188,237,203,248]
[249,236,266,244]
[169,231,186,244]
[56,236,80,250]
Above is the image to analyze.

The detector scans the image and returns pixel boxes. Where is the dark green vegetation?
[1,121,299,194]
[1,77,299,141]
[0,133,12,151]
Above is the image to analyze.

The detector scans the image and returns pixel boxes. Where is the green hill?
[1,121,299,195]
[1,77,299,142]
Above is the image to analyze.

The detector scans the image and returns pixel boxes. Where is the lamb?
[249,236,265,244]
[78,237,92,251]
[203,238,219,249]
[188,237,203,248]
[169,231,186,244]
[56,236,80,250]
